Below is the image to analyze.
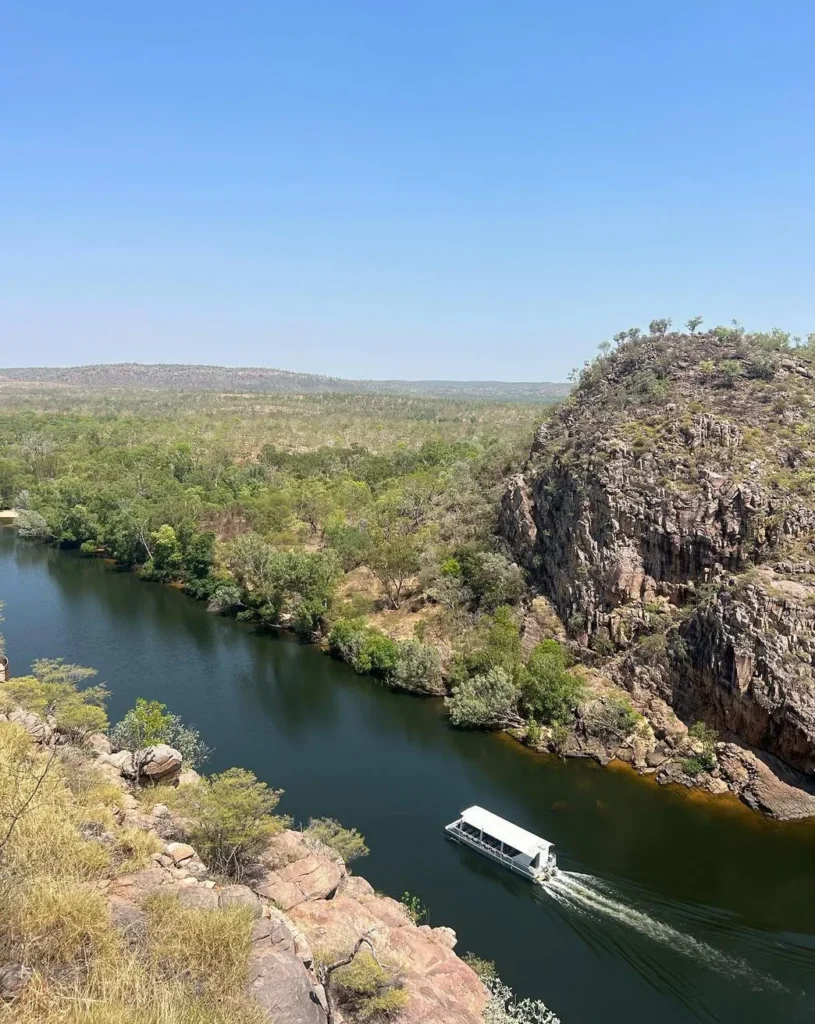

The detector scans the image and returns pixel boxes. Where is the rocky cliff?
[500,327,815,816]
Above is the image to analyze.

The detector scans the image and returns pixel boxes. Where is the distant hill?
[0,363,569,403]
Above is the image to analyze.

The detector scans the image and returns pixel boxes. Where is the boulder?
[136,744,182,784]
[8,710,52,744]
[178,768,201,786]
[86,732,112,756]
[105,750,136,776]
[249,832,344,911]
[164,841,195,865]
[245,947,326,1024]
[219,884,263,918]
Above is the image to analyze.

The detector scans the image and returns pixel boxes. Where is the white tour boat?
[445,805,557,883]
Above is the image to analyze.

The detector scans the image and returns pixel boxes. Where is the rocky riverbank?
[501,328,815,819]
[0,703,490,1023]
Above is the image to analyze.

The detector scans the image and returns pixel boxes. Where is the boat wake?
[541,871,785,992]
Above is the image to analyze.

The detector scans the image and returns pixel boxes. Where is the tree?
[391,639,444,695]
[584,694,639,740]
[110,698,210,769]
[15,509,52,540]
[649,318,671,337]
[686,316,704,334]
[173,767,289,878]
[141,524,183,582]
[0,659,109,740]
[520,640,585,725]
[316,936,408,1024]
[446,667,523,729]
[453,605,523,682]
[182,531,215,580]
[460,551,525,611]
[366,533,421,609]
[304,817,369,863]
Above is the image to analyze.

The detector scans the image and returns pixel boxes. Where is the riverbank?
[5,524,815,821]
[2,528,815,1023]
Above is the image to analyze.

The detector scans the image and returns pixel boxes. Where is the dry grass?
[143,895,255,995]
[0,724,263,1024]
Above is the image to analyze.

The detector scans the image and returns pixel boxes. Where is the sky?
[2,1,814,381]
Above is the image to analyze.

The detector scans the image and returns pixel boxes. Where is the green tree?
[453,606,523,682]
[366,533,421,609]
[182,531,216,580]
[520,640,585,725]
[446,667,523,729]
[142,524,183,582]
[649,318,671,336]
[0,659,109,740]
[390,639,444,695]
[686,316,704,334]
[174,767,289,878]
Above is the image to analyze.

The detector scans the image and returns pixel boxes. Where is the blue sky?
[2,1,814,381]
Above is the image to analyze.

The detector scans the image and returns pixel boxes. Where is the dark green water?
[1,528,814,1023]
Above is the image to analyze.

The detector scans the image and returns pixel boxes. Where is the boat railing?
[453,824,524,868]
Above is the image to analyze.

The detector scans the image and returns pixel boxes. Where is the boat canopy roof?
[459,806,552,859]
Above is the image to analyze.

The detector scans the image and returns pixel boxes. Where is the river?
[1,527,814,1023]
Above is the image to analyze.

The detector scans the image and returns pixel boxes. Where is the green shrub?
[520,640,585,725]
[332,951,409,1021]
[304,817,369,863]
[400,891,428,924]
[446,668,523,729]
[680,755,707,777]
[461,952,498,983]
[585,694,639,739]
[328,620,399,677]
[172,768,290,878]
[110,698,210,769]
[390,639,444,695]
[0,659,109,740]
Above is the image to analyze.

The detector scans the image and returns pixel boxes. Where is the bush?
[520,640,585,725]
[679,755,707,777]
[459,550,525,611]
[0,659,109,740]
[525,718,542,747]
[400,891,428,924]
[172,767,290,878]
[584,694,639,740]
[452,606,523,683]
[16,509,52,540]
[446,668,523,729]
[461,952,498,983]
[328,620,400,677]
[484,976,561,1023]
[304,817,369,863]
[390,639,444,695]
[332,951,409,1022]
[110,698,210,769]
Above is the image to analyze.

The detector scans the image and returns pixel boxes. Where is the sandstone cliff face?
[500,330,815,811]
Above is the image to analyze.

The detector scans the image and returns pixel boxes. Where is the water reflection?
[1,529,814,1024]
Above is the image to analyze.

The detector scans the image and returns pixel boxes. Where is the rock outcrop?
[3,708,489,1024]
[501,329,815,816]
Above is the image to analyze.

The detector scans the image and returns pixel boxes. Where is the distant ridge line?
[0,363,570,402]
